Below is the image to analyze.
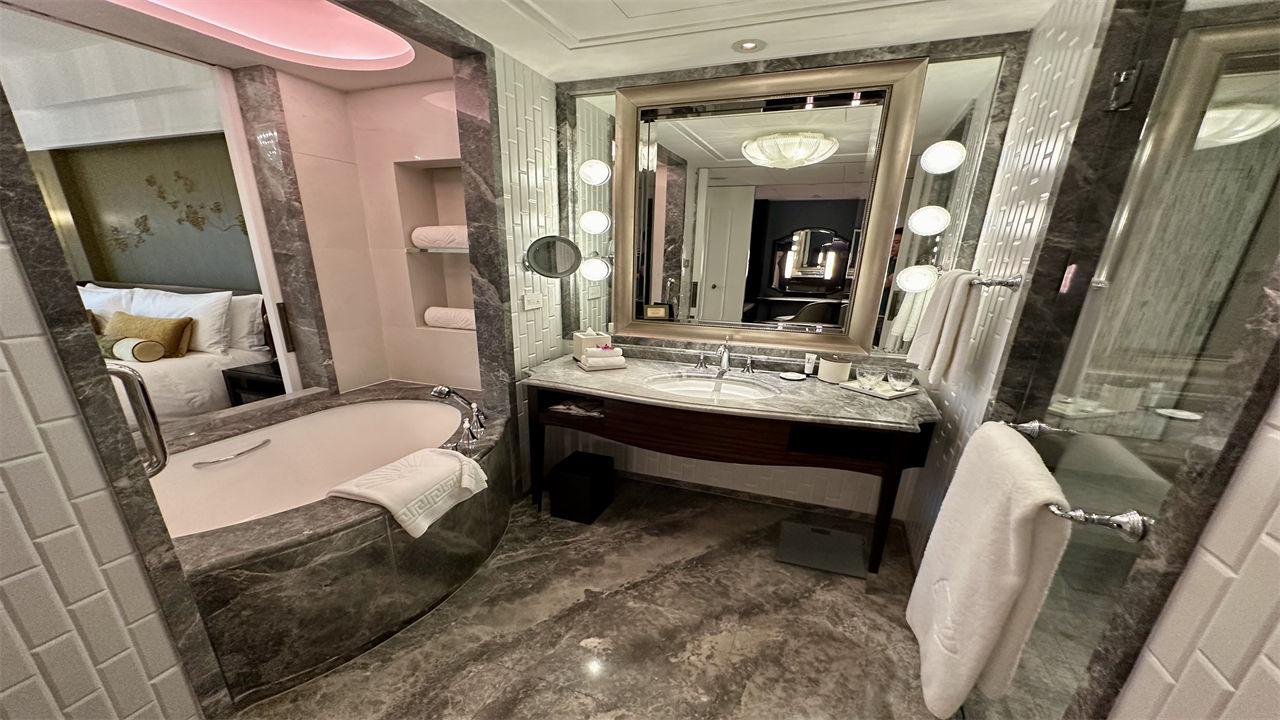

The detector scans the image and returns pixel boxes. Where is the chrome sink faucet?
[715,336,731,377]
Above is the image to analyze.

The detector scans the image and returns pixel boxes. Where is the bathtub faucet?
[431,385,486,435]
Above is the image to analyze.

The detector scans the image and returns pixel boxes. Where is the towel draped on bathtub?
[327,448,488,537]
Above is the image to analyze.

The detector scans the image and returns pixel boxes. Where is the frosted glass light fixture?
[578,210,611,235]
[578,159,611,186]
[1195,103,1280,150]
[907,205,951,236]
[580,255,612,281]
[919,140,967,174]
[742,132,839,169]
[895,264,941,293]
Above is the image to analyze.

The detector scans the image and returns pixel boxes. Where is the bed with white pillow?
[78,283,275,423]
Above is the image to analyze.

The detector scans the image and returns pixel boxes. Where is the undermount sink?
[642,371,781,402]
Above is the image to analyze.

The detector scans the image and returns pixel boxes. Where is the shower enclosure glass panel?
[965,22,1280,720]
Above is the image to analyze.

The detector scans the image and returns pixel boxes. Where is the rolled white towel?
[411,225,468,249]
[583,346,622,358]
[580,356,626,369]
[423,307,475,330]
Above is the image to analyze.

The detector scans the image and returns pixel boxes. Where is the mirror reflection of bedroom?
[0,4,480,431]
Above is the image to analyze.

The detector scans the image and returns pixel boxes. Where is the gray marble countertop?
[521,356,940,432]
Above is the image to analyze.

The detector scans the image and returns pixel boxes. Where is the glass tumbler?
[855,365,885,390]
[887,368,916,392]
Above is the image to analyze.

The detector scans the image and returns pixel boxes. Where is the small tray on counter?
[839,381,921,400]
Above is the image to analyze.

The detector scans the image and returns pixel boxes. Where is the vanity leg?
[868,466,902,575]
[527,386,545,510]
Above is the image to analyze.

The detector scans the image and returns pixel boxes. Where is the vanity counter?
[521,355,940,433]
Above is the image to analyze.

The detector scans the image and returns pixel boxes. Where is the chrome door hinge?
[1108,65,1142,111]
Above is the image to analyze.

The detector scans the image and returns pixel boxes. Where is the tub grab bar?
[106,364,168,478]
[193,439,271,469]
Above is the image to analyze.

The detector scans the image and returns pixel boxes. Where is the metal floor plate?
[775,521,868,578]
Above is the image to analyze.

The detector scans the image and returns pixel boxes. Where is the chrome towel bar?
[1002,420,1154,543]
[106,364,168,478]
[970,273,1023,288]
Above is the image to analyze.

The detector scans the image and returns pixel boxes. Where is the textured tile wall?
[0,222,200,720]
[495,51,564,486]
[902,0,1111,564]
[1109,392,1280,720]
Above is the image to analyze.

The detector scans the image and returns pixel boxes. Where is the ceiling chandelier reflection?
[741,132,839,169]
[1195,102,1280,150]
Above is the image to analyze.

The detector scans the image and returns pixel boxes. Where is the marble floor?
[234,479,940,720]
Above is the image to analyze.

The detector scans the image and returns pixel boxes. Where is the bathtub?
[158,396,515,708]
[152,400,463,536]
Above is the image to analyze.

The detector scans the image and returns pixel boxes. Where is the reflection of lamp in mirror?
[1195,103,1280,150]
[578,211,611,235]
[742,132,839,169]
[578,159,611,186]
[919,140,967,174]
[907,205,951,236]
[895,264,941,293]
[580,254,612,281]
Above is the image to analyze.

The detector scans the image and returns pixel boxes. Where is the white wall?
[495,51,565,485]
[902,0,1111,564]
[0,220,199,720]
[1110,392,1280,720]
[0,9,221,151]
[276,72,390,393]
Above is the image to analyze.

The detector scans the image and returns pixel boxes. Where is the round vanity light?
[580,256,613,282]
[1195,102,1280,150]
[578,159,611,186]
[732,39,766,53]
[895,264,942,293]
[919,140,968,174]
[578,211,612,235]
[742,132,839,169]
[907,205,952,237]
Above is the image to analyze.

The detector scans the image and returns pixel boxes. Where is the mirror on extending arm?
[524,235,583,278]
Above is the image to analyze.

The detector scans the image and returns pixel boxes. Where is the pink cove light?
[107,0,414,71]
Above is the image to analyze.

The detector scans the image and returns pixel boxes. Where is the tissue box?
[572,330,611,361]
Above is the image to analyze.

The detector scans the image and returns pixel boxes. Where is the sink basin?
[642,372,781,402]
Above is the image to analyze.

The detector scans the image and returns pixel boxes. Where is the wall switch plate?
[588,285,604,299]
[522,293,543,310]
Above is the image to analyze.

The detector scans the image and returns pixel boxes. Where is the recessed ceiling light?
[732,39,766,53]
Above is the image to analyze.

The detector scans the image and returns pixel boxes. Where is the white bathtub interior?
[151,401,463,537]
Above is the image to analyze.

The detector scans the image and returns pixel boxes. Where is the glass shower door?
[966,20,1280,720]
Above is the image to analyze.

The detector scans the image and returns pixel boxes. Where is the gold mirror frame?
[611,58,928,352]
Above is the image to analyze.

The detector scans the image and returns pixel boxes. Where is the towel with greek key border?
[328,448,487,538]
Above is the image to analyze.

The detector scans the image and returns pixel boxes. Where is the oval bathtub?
[153,400,463,536]
[159,397,515,709]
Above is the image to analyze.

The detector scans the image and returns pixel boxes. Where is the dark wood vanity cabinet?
[526,385,934,574]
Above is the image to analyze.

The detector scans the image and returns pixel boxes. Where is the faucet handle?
[694,352,709,370]
[468,402,486,432]
[742,356,755,374]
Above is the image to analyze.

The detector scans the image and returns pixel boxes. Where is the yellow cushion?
[103,312,193,358]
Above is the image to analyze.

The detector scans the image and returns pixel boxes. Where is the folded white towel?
[327,449,488,538]
[411,225,469,249]
[907,423,1070,718]
[423,307,475,330]
[583,346,622,358]
[907,270,980,384]
[580,355,626,369]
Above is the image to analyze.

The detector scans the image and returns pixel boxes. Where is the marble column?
[230,65,338,394]
[0,86,236,718]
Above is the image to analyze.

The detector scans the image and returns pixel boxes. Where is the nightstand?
[222,360,285,407]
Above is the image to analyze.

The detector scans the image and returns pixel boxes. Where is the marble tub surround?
[236,478,933,720]
[181,413,516,708]
[524,356,940,433]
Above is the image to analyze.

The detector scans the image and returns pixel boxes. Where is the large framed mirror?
[612,60,927,352]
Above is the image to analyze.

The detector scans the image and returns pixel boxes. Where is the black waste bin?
[549,451,614,524]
